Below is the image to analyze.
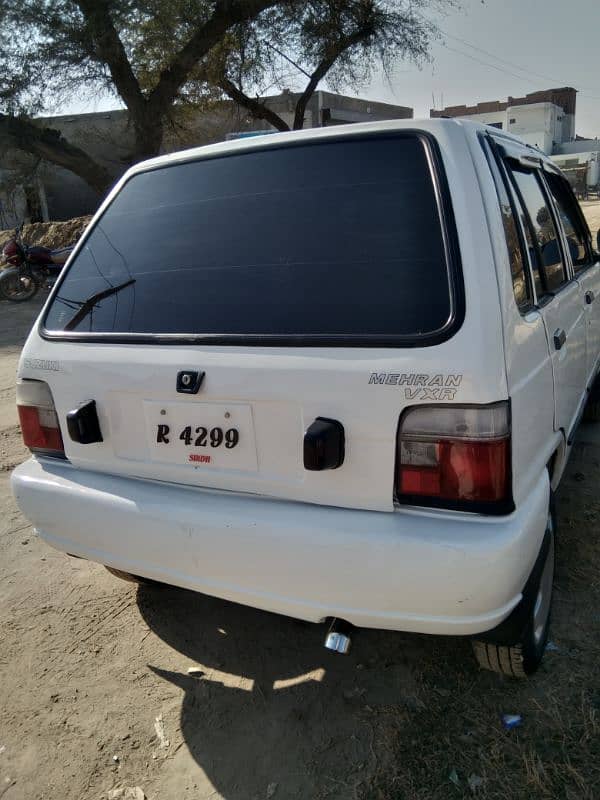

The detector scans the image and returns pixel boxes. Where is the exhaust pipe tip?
[324,618,353,654]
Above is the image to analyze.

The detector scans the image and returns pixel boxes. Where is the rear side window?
[543,172,591,271]
[44,134,460,345]
[483,140,532,311]
[509,167,568,294]
[506,176,545,300]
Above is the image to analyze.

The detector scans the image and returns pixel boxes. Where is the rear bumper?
[11,458,549,636]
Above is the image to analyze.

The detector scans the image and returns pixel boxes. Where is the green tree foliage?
[0,0,453,194]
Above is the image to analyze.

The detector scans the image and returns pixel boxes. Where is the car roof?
[123,116,546,180]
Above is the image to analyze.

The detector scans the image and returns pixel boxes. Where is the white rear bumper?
[11,457,549,636]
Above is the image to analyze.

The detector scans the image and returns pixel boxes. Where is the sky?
[65,0,600,139]
[362,0,600,137]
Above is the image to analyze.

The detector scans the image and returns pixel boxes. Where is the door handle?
[585,290,595,304]
[553,328,567,351]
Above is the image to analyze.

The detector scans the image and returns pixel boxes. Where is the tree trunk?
[0,114,114,196]
[132,111,165,162]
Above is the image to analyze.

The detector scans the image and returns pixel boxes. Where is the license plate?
[144,401,258,471]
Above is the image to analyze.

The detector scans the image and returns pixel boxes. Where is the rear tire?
[583,377,600,423]
[583,398,600,423]
[105,566,163,587]
[583,373,600,423]
[0,269,40,302]
[472,502,555,678]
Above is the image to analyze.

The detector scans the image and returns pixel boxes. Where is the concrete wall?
[431,102,560,153]
[3,103,258,221]
[1,92,413,221]
[0,177,28,229]
[430,87,578,155]
[552,150,600,190]
[258,90,412,129]
[507,103,558,153]
[0,172,49,228]
[555,138,600,155]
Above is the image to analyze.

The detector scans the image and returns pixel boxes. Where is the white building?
[551,149,600,195]
[430,87,577,155]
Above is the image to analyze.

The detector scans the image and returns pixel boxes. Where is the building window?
[509,118,516,124]
[488,122,503,129]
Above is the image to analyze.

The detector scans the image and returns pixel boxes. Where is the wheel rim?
[3,274,35,300]
[533,513,554,645]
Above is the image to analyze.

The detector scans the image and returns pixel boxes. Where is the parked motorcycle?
[0,223,73,302]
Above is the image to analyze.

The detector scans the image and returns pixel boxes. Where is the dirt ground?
[0,217,92,253]
[1,223,600,799]
[581,201,600,242]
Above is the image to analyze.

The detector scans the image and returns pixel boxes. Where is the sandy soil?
[0,217,92,254]
[0,231,599,799]
[0,297,429,800]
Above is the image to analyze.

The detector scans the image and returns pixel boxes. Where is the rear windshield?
[44,134,458,343]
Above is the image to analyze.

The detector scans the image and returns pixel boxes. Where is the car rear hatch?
[30,128,492,513]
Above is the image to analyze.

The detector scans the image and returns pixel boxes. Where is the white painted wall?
[507,103,562,154]
[447,101,571,155]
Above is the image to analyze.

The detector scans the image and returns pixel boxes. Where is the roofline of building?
[430,86,577,119]
[268,88,412,113]
[38,90,412,126]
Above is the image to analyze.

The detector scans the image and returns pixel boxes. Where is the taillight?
[396,403,511,513]
[16,379,65,458]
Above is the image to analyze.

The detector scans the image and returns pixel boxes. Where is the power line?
[415,10,600,102]
[441,44,542,87]
[440,43,600,103]
[441,30,600,94]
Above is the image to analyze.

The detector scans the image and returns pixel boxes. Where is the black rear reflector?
[66,400,103,444]
[304,418,345,471]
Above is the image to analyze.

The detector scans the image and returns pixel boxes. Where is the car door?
[505,160,587,439]
[542,169,600,385]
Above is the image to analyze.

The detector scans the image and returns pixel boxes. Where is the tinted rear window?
[45,134,457,342]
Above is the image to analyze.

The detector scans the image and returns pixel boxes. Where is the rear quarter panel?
[463,125,558,508]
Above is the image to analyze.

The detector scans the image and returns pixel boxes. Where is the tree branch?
[220,78,290,131]
[149,0,297,114]
[0,114,113,195]
[74,0,146,117]
[293,28,374,130]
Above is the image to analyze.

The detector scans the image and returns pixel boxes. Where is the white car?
[11,119,600,677]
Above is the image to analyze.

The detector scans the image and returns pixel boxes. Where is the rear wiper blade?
[63,278,136,331]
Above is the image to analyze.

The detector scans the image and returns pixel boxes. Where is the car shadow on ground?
[136,583,470,799]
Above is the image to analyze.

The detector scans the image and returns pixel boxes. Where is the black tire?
[583,377,600,423]
[105,566,163,587]
[472,500,555,678]
[583,398,600,423]
[0,269,40,302]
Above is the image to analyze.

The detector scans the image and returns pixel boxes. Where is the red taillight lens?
[397,403,511,512]
[16,379,65,458]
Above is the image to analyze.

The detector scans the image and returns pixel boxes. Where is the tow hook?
[324,618,353,654]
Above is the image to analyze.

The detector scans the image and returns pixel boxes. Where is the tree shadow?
[137,584,438,799]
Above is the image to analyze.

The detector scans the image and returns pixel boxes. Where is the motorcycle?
[0,223,74,302]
